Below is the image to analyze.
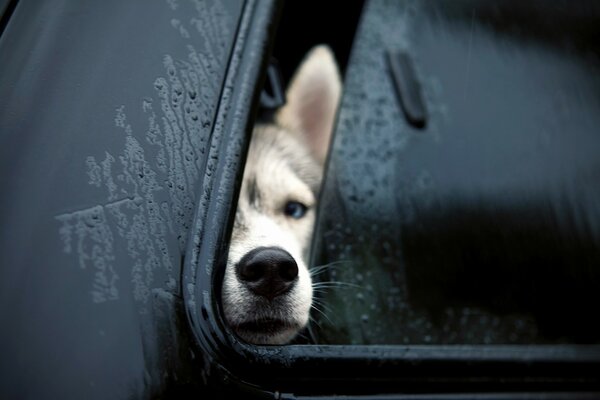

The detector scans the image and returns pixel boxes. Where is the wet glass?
[311,0,600,345]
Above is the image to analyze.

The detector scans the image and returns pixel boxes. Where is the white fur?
[222,45,341,345]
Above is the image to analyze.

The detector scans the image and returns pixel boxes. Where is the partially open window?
[217,0,365,347]
[213,0,600,398]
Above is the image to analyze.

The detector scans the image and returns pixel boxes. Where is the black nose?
[236,247,299,300]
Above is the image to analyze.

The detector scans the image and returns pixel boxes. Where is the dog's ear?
[277,45,342,164]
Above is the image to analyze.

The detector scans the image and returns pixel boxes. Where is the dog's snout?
[236,247,298,300]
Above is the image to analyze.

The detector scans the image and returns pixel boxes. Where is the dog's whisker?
[311,297,334,313]
[309,260,349,274]
[295,331,311,341]
[312,281,363,290]
[311,286,357,294]
[312,283,360,288]
[310,304,334,326]
[309,260,350,276]
[309,315,324,330]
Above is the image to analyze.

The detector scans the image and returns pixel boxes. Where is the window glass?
[311,0,600,345]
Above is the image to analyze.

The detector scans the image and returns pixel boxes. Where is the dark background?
[271,0,365,85]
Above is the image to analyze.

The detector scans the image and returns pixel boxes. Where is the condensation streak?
[55,0,233,305]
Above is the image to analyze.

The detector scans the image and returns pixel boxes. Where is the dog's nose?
[236,247,298,300]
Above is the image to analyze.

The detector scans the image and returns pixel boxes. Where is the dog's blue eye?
[284,201,308,219]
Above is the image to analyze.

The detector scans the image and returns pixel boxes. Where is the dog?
[221,45,341,345]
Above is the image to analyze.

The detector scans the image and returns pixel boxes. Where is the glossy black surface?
[0,0,276,397]
[313,0,600,347]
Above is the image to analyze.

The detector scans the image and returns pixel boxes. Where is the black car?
[1,0,600,398]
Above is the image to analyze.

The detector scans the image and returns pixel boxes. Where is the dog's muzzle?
[235,246,298,300]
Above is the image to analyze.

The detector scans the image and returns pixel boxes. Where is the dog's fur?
[222,46,341,344]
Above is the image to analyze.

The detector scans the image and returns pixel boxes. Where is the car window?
[311,0,600,346]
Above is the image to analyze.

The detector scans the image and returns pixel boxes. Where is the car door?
[0,0,278,397]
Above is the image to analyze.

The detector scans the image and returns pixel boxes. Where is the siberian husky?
[222,45,342,345]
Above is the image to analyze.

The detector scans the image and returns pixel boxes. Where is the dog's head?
[222,46,341,345]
